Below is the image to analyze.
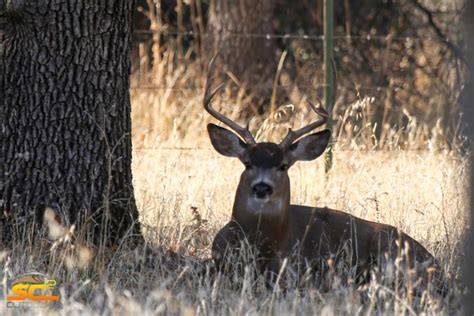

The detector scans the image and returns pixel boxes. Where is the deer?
[203,57,446,295]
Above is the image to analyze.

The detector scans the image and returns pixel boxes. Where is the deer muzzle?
[252,182,273,199]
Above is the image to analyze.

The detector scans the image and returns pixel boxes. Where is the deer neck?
[231,182,290,248]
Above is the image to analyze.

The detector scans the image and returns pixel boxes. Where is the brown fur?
[213,203,446,293]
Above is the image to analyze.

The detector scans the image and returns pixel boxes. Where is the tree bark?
[1,0,141,246]
[206,0,275,87]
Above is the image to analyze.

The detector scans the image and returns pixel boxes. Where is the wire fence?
[133,146,454,152]
[132,29,446,42]
[130,84,405,92]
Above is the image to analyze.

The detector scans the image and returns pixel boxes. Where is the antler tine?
[279,102,328,149]
[203,54,256,145]
[280,60,337,149]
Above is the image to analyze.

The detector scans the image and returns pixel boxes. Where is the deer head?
[204,56,334,237]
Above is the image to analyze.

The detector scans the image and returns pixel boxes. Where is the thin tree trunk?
[463,2,474,313]
[1,0,141,246]
[206,0,275,87]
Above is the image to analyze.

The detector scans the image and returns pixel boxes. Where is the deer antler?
[279,59,337,149]
[203,54,256,145]
[279,101,328,149]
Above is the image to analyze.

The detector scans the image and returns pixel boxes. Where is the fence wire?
[130,84,405,92]
[132,29,445,42]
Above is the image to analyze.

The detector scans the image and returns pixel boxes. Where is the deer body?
[213,203,436,279]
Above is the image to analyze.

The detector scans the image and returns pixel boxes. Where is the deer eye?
[244,161,253,170]
[278,164,288,172]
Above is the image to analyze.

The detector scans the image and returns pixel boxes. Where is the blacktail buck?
[204,58,445,294]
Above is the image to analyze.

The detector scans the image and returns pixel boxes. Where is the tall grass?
[131,52,462,151]
[1,146,467,314]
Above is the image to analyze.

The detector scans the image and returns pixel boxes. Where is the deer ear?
[207,123,248,158]
[288,129,331,163]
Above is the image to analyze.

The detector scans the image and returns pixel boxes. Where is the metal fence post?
[324,0,334,173]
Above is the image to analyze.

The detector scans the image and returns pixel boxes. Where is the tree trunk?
[463,2,474,313]
[206,0,275,89]
[1,0,141,246]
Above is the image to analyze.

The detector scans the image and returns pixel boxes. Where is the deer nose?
[252,182,273,199]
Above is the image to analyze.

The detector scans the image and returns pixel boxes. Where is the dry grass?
[135,141,469,314]
[134,146,468,274]
[0,56,470,314]
[1,146,467,315]
[130,53,460,152]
